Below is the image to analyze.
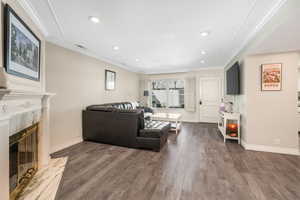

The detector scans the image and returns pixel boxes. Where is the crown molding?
[14,0,228,75]
[192,66,224,71]
[46,0,65,38]
[224,0,288,68]
[143,66,224,74]
[17,0,283,75]
[16,0,49,37]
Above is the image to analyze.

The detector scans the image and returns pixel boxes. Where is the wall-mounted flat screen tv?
[226,62,240,95]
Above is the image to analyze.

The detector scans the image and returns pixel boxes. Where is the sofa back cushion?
[109,102,133,110]
[87,102,134,111]
[86,105,116,112]
[86,102,144,129]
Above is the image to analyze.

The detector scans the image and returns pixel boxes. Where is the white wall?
[222,0,300,155]
[241,52,299,155]
[298,68,300,91]
[140,68,224,122]
[46,42,140,153]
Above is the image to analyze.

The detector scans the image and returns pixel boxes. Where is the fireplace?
[0,88,54,200]
[9,123,39,200]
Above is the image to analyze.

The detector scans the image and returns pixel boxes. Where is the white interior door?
[199,77,222,123]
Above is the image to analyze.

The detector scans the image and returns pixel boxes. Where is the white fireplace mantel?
[0,89,54,118]
[0,88,54,99]
[0,88,55,200]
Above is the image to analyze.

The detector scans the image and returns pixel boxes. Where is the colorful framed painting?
[4,5,41,81]
[261,63,282,91]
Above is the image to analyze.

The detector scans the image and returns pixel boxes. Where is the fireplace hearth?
[9,123,39,200]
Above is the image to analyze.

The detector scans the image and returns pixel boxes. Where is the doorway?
[199,77,222,123]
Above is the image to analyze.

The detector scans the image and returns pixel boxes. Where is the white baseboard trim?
[241,140,300,156]
[51,136,83,154]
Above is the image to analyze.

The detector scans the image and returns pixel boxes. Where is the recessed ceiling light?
[200,31,210,37]
[113,46,119,51]
[200,60,205,64]
[201,50,206,55]
[135,58,140,62]
[89,16,100,23]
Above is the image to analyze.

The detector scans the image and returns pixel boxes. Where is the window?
[151,79,184,108]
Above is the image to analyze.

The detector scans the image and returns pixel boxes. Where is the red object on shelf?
[229,133,237,137]
[227,123,238,131]
[227,123,238,137]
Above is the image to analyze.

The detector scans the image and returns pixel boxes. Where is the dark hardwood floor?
[52,123,300,200]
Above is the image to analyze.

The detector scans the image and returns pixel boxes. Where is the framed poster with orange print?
[261,63,282,91]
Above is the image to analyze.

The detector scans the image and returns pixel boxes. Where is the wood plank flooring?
[52,123,300,200]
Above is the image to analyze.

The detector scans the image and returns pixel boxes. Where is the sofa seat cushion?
[139,121,170,138]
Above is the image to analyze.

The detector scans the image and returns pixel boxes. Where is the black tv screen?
[226,62,240,95]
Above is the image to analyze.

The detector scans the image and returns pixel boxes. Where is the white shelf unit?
[218,111,241,144]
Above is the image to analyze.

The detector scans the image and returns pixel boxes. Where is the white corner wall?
[46,42,140,153]
[242,52,299,155]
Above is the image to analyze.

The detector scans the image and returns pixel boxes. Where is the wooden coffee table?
[151,113,182,134]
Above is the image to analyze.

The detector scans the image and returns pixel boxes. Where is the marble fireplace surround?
[0,89,55,200]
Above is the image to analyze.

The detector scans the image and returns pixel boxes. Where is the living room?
[0,0,299,200]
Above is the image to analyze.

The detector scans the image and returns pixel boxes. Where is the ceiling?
[22,0,286,73]
[247,0,300,55]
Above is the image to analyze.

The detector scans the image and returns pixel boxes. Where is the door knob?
[199,100,202,105]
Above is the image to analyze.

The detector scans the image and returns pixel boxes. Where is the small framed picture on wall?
[105,70,116,90]
[261,63,282,91]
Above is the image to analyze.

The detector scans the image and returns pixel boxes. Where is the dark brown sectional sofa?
[82,102,170,152]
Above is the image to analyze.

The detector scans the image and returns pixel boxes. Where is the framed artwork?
[4,5,41,81]
[105,70,116,90]
[261,63,282,91]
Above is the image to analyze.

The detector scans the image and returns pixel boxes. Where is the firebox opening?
[9,123,39,200]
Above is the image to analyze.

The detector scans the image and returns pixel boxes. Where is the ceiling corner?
[16,0,49,37]
[224,0,288,68]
